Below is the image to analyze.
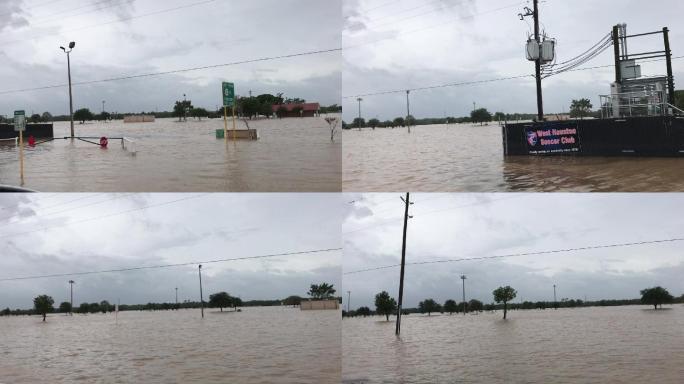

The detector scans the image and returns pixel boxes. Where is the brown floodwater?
[342,305,684,383]
[0,116,341,192]
[342,124,684,192]
[0,306,340,383]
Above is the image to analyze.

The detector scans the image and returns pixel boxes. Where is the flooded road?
[343,305,684,383]
[342,124,684,192]
[0,116,341,192]
[0,306,340,383]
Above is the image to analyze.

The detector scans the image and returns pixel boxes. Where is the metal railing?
[599,89,669,118]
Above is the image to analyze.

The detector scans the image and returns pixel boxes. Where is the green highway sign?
[14,110,26,132]
[222,82,235,107]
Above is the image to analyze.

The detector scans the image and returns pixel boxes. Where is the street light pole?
[461,275,467,315]
[356,97,362,130]
[69,280,75,315]
[60,42,76,138]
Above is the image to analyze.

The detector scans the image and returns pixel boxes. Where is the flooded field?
[342,124,684,192]
[0,306,340,383]
[0,116,341,192]
[342,305,684,383]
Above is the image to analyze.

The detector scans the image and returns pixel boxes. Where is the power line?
[0,194,207,239]
[343,74,533,99]
[0,247,342,282]
[342,55,684,99]
[343,237,684,275]
[0,47,341,96]
[0,0,218,46]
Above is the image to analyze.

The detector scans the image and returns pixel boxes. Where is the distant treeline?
[0,295,346,317]
[0,103,342,124]
[342,112,539,130]
[343,296,684,318]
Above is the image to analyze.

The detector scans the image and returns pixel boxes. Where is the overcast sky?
[342,0,684,121]
[0,193,341,309]
[343,193,684,309]
[0,0,341,117]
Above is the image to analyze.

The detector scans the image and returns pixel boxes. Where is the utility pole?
[198,265,204,318]
[69,280,75,315]
[175,287,178,307]
[347,291,351,313]
[102,100,105,114]
[553,284,557,310]
[461,275,467,315]
[405,90,411,134]
[533,0,544,121]
[663,27,675,106]
[396,192,412,335]
[356,97,363,130]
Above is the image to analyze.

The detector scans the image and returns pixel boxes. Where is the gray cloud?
[343,193,684,308]
[0,0,341,116]
[342,0,684,121]
[0,193,342,309]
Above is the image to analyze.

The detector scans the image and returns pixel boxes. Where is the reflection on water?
[0,307,340,383]
[0,116,341,192]
[343,306,684,383]
[342,124,684,192]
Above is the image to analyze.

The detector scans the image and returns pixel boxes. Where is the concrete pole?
[199,265,204,318]
[69,280,74,315]
[533,0,544,121]
[461,275,467,315]
[396,193,411,335]
[67,51,74,138]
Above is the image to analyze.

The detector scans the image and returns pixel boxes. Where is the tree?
[283,295,302,307]
[232,297,242,310]
[191,108,209,121]
[393,117,405,127]
[73,108,94,124]
[470,108,492,125]
[88,302,100,314]
[276,105,288,118]
[256,93,284,106]
[78,302,89,314]
[494,112,506,122]
[356,306,371,317]
[100,300,111,313]
[570,98,593,119]
[640,286,674,310]
[209,292,233,312]
[443,299,458,314]
[352,117,365,129]
[405,115,416,126]
[493,286,517,319]
[30,114,42,123]
[173,100,193,121]
[41,112,53,122]
[468,299,484,312]
[374,291,397,321]
[418,298,440,316]
[59,302,72,313]
[97,112,111,122]
[308,283,336,300]
[367,118,380,129]
[33,295,54,322]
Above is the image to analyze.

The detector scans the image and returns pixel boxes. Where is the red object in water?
[99,137,108,148]
[28,136,36,147]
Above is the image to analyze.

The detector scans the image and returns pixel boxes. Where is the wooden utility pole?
[533,0,544,121]
[199,265,204,318]
[396,192,411,335]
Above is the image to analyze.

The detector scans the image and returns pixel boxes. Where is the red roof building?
[272,103,320,118]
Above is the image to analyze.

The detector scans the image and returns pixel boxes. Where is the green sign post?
[222,82,236,141]
[14,110,26,132]
[222,82,235,107]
